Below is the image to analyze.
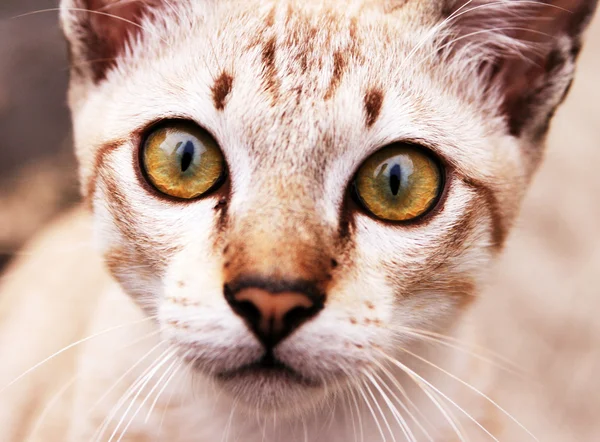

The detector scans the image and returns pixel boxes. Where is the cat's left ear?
[60,0,167,84]
[443,0,597,142]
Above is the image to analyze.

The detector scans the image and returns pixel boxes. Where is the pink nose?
[225,283,323,348]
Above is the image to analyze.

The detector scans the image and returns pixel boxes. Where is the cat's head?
[61,0,596,413]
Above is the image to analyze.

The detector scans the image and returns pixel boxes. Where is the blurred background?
[1,1,600,440]
[0,0,78,272]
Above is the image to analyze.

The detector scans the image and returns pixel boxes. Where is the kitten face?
[61,0,596,413]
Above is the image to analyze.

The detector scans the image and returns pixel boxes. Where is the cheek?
[158,242,261,369]
[345,188,493,332]
[162,242,227,309]
[158,225,238,333]
[350,219,440,295]
[98,147,222,253]
[94,150,228,308]
[277,267,402,380]
[351,179,489,281]
[93,197,165,309]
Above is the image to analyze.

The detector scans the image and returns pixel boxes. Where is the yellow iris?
[142,122,225,199]
[354,144,442,222]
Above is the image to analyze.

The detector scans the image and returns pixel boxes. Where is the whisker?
[257,413,267,442]
[343,386,359,442]
[371,357,437,437]
[392,326,524,375]
[95,0,155,11]
[370,368,435,442]
[418,376,468,442]
[371,355,466,442]
[363,370,412,442]
[144,356,185,423]
[27,375,78,439]
[221,398,238,442]
[357,379,387,442]
[0,315,158,395]
[378,350,498,441]
[397,0,567,78]
[348,379,365,442]
[324,377,338,433]
[156,361,190,441]
[114,355,180,442]
[430,385,471,442]
[92,345,173,442]
[439,0,568,37]
[398,0,475,71]
[162,0,187,26]
[364,376,397,441]
[299,414,309,442]
[400,347,538,441]
[85,338,167,420]
[433,26,551,67]
[11,8,169,45]
[106,347,177,442]
[29,328,164,439]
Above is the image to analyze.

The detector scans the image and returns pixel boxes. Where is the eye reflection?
[354,144,443,222]
[142,122,225,200]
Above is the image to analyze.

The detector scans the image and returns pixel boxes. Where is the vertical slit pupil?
[180,141,195,172]
[389,164,401,196]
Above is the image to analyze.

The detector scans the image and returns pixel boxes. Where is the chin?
[217,370,325,413]
[187,349,341,414]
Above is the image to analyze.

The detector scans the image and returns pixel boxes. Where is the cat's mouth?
[191,350,328,411]
[214,351,321,387]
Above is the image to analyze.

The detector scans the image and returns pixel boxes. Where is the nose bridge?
[225,177,333,283]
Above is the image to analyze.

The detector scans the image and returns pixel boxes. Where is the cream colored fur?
[0,0,597,441]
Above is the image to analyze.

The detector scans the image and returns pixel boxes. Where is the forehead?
[83,0,517,192]
[196,2,486,156]
[232,3,510,174]
[207,1,417,131]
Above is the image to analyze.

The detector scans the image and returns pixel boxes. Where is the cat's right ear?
[441,0,597,143]
[60,0,167,84]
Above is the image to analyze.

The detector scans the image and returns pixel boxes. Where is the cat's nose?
[224,281,324,348]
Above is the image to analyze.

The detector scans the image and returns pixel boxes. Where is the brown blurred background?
[0,0,78,271]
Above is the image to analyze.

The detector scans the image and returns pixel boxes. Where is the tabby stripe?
[86,141,124,205]
[364,88,384,127]
[463,178,507,250]
[262,37,280,102]
[211,71,234,111]
[324,51,348,100]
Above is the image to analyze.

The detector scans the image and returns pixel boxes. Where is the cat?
[0,0,597,440]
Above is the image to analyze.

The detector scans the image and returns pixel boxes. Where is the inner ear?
[62,0,164,83]
[86,0,152,51]
[442,0,597,140]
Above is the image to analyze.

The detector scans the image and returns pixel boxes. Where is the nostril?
[233,300,261,327]
[224,280,325,348]
[283,305,314,331]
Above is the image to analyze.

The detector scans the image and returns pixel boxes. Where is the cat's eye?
[142,122,226,199]
[353,144,443,222]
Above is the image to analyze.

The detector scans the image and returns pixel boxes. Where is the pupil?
[389,164,401,196]
[180,141,195,172]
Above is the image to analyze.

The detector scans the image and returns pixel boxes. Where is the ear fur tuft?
[61,0,165,84]
[440,0,598,139]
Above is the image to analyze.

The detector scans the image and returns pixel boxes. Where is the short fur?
[0,0,596,440]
